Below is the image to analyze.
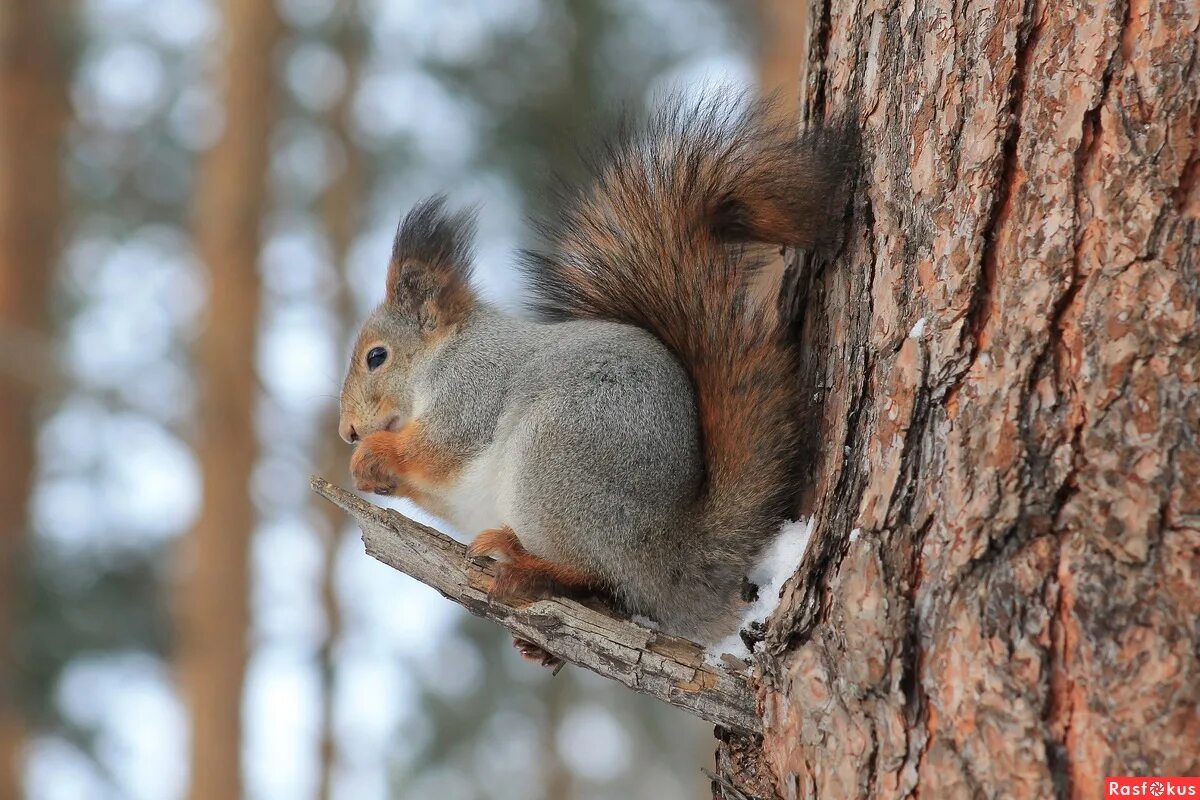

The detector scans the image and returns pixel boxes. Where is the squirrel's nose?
[338,418,359,444]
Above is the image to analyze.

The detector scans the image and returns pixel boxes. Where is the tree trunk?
[314,11,363,799]
[178,0,279,797]
[757,0,809,115]
[754,0,811,304]
[0,3,69,798]
[720,0,1200,797]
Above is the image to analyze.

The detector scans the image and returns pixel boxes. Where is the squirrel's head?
[338,196,477,444]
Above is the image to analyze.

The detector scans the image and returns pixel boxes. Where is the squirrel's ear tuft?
[390,195,477,271]
[386,196,478,331]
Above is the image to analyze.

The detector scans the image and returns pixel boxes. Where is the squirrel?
[338,95,850,643]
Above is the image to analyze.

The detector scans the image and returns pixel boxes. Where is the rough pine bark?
[0,3,69,797]
[720,0,1200,797]
[178,0,279,798]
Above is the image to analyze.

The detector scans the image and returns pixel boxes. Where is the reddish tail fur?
[521,94,853,570]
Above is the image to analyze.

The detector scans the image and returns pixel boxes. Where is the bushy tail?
[521,94,853,582]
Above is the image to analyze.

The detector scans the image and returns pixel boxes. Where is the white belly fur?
[438,448,504,536]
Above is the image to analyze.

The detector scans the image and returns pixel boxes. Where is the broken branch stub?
[310,476,761,735]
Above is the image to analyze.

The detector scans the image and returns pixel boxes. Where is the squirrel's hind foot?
[512,637,564,672]
[468,526,604,601]
[467,526,524,562]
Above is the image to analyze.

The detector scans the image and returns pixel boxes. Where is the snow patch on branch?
[706,517,815,665]
[631,613,660,630]
[908,317,927,339]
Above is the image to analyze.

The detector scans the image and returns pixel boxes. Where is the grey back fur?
[411,303,738,639]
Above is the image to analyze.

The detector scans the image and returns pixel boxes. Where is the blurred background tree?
[1,3,72,798]
[0,1,801,798]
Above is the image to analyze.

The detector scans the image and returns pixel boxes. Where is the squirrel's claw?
[512,636,563,671]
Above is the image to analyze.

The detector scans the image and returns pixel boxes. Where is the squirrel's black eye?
[365,346,388,371]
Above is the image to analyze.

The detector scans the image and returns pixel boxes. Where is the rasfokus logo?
[1106,778,1200,797]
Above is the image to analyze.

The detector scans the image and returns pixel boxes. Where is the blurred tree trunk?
[720,0,1200,797]
[179,0,279,797]
[540,674,572,800]
[0,2,69,797]
[313,9,363,799]
[756,0,808,114]
[753,0,810,303]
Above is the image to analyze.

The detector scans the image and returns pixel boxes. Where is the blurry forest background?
[0,1,805,798]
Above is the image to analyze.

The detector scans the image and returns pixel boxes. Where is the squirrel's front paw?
[350,432,400,495]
